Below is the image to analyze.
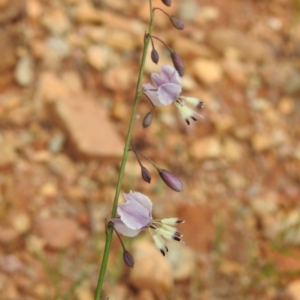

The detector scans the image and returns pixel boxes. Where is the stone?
[251,132,273,152]
[196,6,220,22]
[222,59,248,85]
[286,280,300,300]
[137,289,156,300]
[43,37,70,67]
[0,144,16,167]
[42,9,70,35]
[35,217,80,249]
[278,97,294,115]
[128,238,172,297]
[86,45,111,71]
[48,96,123,159]
[0,255,24,274]
[223,138,243,162]
[166,242,196,280]
[190,136,222,160]
[192,59,223,84]
[209,28,272,62]
[47,154,78,183]
[14,56,34,87]
[11,213,31,234]
[103,66,134,91]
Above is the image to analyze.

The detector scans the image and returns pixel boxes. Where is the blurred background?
[0,0,300,299]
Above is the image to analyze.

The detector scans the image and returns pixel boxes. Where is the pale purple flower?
[111,191,185,256]
[143,65,204,125]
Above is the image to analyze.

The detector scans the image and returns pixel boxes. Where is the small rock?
[196,6,220,22]
[222,59,248,85]
[209,28,272,62]
[0,144,16,167]
[48,154,77,183]
[14,56,34,87]
[0,255,24,274]
[192,59,223,84]
[48,132,65,153]
[286,280,300,300]
[278,97,295,115]
[43,37,70,68]
[166,242,196,280]
[48,95,123,159]
[11,213,31,234]
[251,132,273,152]
[223,138,243,162]
[39,182,58,198]
[86,45,111,71]
[137,289,156,300]
[105,284,130,300]
[35,217,80,249]
[0,227,19,246]
[103,66,134,91]
[73,2,102,23]
[190,136,222,160]
[42,9,70,35]
[75,284,94,300]
[26,0,43,20]
[128,238,172,297]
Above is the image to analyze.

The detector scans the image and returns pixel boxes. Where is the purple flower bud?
[123,250,134,268]
[161,0,171,6]
[141,166,151,184]
[143,111,153,128]
[158,169,183,192]
[171,52,185,77]
[151,48,159,64]
[170,16,184,30]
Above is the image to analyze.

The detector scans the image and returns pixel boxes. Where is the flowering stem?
[94,2,155,299]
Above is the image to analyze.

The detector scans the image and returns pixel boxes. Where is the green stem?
[94,2,155,299]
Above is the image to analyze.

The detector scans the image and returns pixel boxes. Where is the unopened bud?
[171,52,185,77]
[141,166,151,183]
[170,16,184,30]
[123,250,134,268]
[151,48,159,64]
[161,0,171,6]
[158,169,183,192]
[143,111,153,128]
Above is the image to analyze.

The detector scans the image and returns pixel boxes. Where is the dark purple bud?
[151,48,159,64]
[161,0,171,6]
[123,250,134,268]
[171,52,185,77]
[141,166,151,183]
[158,169,183,192]
[143,111,153,128]
[170,16,184,30]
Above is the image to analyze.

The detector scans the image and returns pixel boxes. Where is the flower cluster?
[111,191,185,256]
[143,65,204,125]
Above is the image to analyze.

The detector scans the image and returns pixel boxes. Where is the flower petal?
[151,65,182,87]
[144,90,163,107]
[124,191,152,214]
[110,219,142,237]
[118,192,152,230]
[157,83,182,105]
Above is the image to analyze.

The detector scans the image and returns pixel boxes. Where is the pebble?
[42,9,70,36]
[166,242,196,281]
[223,138,243,162]
[103,66,135,91]
[86,45,112,71]
[209,28,272,62]
[286,280,300,300]
[128,238,172,297]
[35,217,80,249]
[192,58,223,84]
[196,6,220,22]
[14,56,34,87]
[49,96,123,159]
[11,213,31,234]
[278,97,294,115]
[190,136,222,160]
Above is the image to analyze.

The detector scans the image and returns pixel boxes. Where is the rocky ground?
[0,0,300,299]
